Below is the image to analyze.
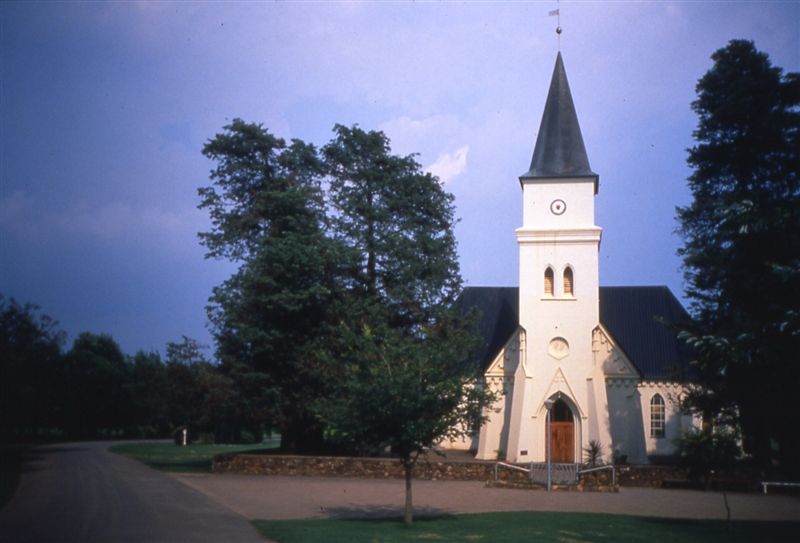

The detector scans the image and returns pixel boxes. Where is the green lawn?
[110,441,278,472]
[253,511,800,543]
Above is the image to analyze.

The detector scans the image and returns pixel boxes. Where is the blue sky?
[1,1,798,356]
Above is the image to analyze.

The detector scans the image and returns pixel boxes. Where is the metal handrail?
[493,461,581,484]
[493,461,532,480]
[577,464,616,486]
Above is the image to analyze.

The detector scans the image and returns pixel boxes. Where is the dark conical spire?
[521,52,597,183]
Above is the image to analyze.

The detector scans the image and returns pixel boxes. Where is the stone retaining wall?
[212,453,706,488]
[213,453,500,481]
[615,465,690,487]
[615,465,760,491]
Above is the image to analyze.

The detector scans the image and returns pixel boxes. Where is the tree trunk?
[403,460,413,526]
[366,222,376,295]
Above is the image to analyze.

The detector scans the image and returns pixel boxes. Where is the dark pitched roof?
[599,286,693,380]
[521,52,597,185]
[457,287,518,373]
[459,286,693,380]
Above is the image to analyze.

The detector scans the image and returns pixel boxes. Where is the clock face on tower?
[550,199,566,215]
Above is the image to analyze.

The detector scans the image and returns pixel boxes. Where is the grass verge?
[252,511,800,543]
[110,441,278,473]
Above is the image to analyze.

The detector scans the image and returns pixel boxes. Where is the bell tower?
[505,52,603,463]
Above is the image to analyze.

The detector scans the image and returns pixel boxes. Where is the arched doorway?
[548,399,574,463]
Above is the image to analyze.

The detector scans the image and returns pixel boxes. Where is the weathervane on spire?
[549,0,562,50]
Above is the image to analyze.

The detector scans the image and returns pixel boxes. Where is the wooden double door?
[549,399,575,463]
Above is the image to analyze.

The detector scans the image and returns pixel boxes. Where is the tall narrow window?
[544,267,554,296]
[650,394,665,438]
[563,267,574,296]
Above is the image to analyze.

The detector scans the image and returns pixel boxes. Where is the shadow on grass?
[253,514,463,543]
[144,459,212,473]
[253,511,800,543]
[324,505,452,520]
[636,516,800,542]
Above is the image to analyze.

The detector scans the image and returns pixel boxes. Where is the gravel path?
[174,472,800,522]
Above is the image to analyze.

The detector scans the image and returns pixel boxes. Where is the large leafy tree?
[323,124,462,320]
[318,307,485,525]
[198,122,490,516]
[164,336,252,443]
[62,332,133,438]
[199,120,340,452]
[0,295,65,441]
[676,40,800,474]
[127,350,170,437]
[199,122,489,520]
[318,126,489,524]
[164,337,205,435]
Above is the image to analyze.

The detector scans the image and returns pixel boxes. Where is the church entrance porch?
[549,399,575,463]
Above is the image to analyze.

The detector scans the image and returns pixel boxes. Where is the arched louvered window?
[563,267,574,296]
[650,394,665,438]
[544,267,554,297]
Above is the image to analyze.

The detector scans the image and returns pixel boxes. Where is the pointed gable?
[521,52,597,185]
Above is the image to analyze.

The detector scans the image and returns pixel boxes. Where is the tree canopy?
[323,124,461,315]
[1,292,261,443]
[199,120,341,451]
[319,125,488,524]
[0,296,64,440]
[676,40,800,475]
[199,122,489,522]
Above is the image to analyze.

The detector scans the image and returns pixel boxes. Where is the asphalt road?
[0,441,264,543]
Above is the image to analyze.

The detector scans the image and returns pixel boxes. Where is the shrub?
[583,440,603,467]
[675,427,740,488]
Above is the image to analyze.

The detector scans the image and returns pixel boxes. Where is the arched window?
[544,267,554,296]
[650,394,665,438]
[563,267,574,296]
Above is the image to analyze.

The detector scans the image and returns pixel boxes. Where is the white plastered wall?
[599,326,700,464]
[606,380,648,464]
[507,177,601,463]
[595,326,644,463]
[474,330,521,460]
[638,382,700,458]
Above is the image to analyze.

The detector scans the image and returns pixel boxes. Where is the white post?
[182,428,187,447]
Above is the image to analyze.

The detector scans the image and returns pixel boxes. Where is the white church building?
[452,53,698,465]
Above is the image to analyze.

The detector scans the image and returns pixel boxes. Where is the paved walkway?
[174,472,800,522]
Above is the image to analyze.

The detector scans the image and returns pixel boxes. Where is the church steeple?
[521,52,597,185]
[504,47,603,466]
